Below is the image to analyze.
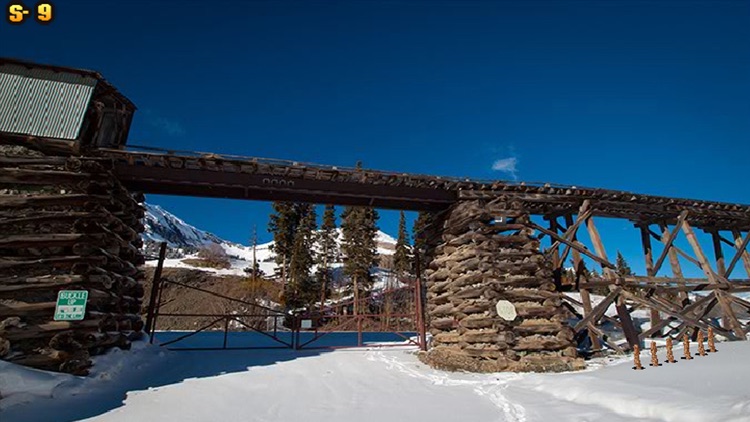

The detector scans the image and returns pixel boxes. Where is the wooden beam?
[585,216,640,348]
[715,290,746,339]
[573,287,621,332]
[548,216,562,270]
[710,230,727,277]
[561,294,622,327]
[728,231,750,278]
[588,324,624,353]
[681,223,745,338]
[639,224,661,332]
[640,225,655,276]
[547,216,563,291]
[557,211,593,265]
[730,294,750,312]
[528,222,616,269]
[621,290,718,335]
[638,293,725,340]
[546,201,592,257]
[681,220,723,285]
[564,214,601,351]
[652,211,689,276]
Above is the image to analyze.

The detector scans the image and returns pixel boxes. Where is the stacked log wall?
[419,200,584,372]
[0,144,145,375]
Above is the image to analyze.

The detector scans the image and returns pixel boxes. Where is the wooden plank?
[710,230,727,277]
[561,294,622,327]
[681,220,724,285]
[657,224,687,305]
[573,287,621,331]
[547,201,591,252]
[715,290,746,339]
[528,222,616,269]
[588,324,624,353]
[621,290,717,335]
[640,225,656,276]
[639,225,661,332]
[585,216,640,348]
[679,222,735,335]
[560,210,592,263]
[728,231,750,278]
[639,293,724,340]
[547,216,563,291]
[563,212,602,351]
[729,294,750,312]
[547,216,562,270]
[652,211,689,276]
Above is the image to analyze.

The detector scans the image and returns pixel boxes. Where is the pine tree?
[616,251,633,277]
[286,204,317,309]
[341,166,380,314]
[393,211,411,277]
[341,206,379,293]
[268,202,298,284]
[316,205,338,305]
[411,211,432,273]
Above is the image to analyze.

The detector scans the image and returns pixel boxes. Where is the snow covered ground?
[3,335,750,422]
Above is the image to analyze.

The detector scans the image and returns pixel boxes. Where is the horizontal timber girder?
[100,147,750,229]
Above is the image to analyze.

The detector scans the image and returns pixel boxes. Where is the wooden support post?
[682,221,745,339]
[586,216,640,349]
[652,211,689,276]
[639,225,661,332]
[659,224,689,304]
[710,229,731,331]
[710,230,727,277]
[547,216,562,291]
[545,202,590,254]
[565,213,601,351]
[553,201,592,265]
[144,242,167,339]
[681,220,719,284]
[729,231,750,278]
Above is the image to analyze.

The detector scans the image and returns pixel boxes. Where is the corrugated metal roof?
[0,63,97,140]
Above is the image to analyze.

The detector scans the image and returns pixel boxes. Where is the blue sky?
[2,0,749,276]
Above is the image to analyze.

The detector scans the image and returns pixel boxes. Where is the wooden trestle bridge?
[1,57,749,373]
[105,145,750,348]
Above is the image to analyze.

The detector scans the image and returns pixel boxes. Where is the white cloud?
[150,116,185,136]
[142,109,185,137]
[491,156,518,179]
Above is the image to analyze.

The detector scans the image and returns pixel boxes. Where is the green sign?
[54,290,89,321]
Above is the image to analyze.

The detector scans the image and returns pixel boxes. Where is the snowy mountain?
[141,203,398,278]
[142,203,224,249]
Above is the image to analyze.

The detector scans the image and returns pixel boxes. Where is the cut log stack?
[419,200,584,373]
[0,144,145,375]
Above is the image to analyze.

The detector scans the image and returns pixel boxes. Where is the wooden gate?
[143,243,294,350]
[294,272,427,350]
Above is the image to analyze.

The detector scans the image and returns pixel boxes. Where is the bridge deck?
[102,147,750,230]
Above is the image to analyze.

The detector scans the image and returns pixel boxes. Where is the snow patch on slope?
[141,202,398,278]
[142,203,224,248]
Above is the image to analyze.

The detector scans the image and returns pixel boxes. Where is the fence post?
[222,316,230,349]
[145,242,168,343]
[415,250,427,351]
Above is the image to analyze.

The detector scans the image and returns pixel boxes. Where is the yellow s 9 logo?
[36,2,53,24]
[7,3,28,24]
[6,1,53,24]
